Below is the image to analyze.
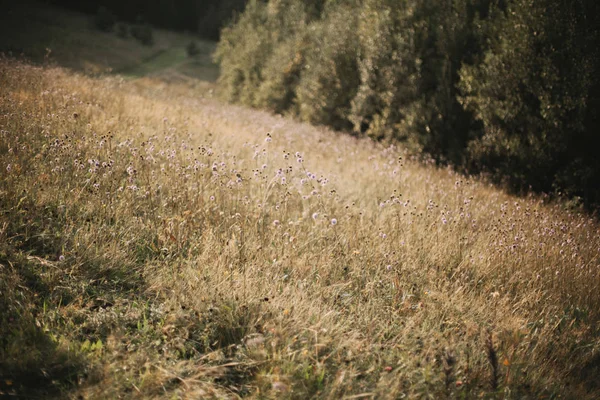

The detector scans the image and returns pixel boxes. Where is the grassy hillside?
[0,0,219,83]
[1,56,599,398]
[1,2,599,398]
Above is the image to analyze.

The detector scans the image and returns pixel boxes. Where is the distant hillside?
[0,0,219,83]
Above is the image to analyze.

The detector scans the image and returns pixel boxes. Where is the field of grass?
[1,56,599,398]
[1,2,599,398]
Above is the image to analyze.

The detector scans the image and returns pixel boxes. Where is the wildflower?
[272,382,288,392]
[312,212,319,220]
[386,265,392,271]
[265,133,272,142]
[210,195,215,201]
[58,255,65,262]
[273,220,280,227]
[331,218,337,226]
[6,164,11,172]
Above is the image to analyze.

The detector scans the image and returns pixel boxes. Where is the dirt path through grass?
[116,44,219,82]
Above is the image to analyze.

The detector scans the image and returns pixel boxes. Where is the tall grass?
[1,59,599,398]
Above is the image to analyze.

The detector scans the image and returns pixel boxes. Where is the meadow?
[0,2,599,398]
[1,57,599,398]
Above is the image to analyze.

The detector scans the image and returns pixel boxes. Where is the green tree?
[459,0,600,201]
[295,4,360,130]
[349,0,417,141]
[215,0,324,107]
[215,0,600,206]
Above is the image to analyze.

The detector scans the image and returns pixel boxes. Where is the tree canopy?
[216,0,600,207]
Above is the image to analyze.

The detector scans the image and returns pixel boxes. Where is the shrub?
[214,1,271,104]
[349,0,417,141]
[216,0,600,207]
[131,18,154,46]
[186,41,201,56]
[197,0,249,40]
[458,0,600,202]
[115,22,128,39]
[215,0,320,106]
[294,5,360,131]
[254,35,307,114]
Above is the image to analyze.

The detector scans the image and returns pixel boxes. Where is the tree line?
[216,0,600,208]
[45,0,247,39]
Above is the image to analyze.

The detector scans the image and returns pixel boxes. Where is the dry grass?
[1,59,599,399]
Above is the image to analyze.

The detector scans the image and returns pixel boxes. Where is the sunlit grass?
[1,59,599,399]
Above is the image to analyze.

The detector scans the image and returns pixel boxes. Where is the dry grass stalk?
[0,59,599,398]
